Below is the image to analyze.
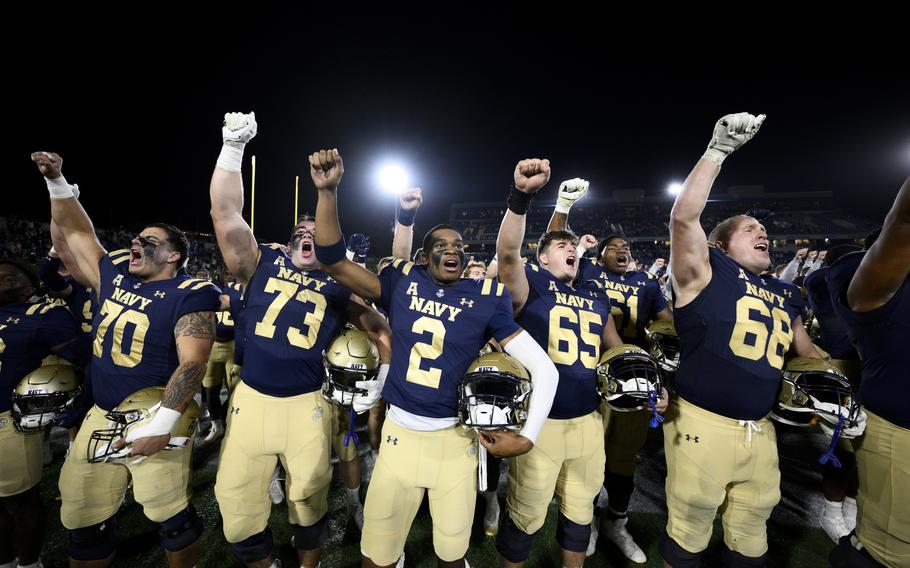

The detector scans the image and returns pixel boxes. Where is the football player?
[210,113,392,568]
[827,176,910,567]
[551,200,672,561]
[494,159,631,568]
[310,148,559,568]
[662,113,821,567]
[33,151,220,568]
[1,259,79,568]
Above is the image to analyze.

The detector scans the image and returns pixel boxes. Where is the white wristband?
[125,405,182,442]
[46,175,75,199]
[701,148,728,166]
[216,143,244,173]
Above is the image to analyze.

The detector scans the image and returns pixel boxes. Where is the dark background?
[11,14,909,253]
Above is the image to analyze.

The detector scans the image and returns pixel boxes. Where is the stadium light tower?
[376,162,410,195]
[667,182,684,196]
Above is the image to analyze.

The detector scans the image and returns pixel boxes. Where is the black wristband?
[507,184,535,215]
[396,204,417,227]
[313,237,347,266]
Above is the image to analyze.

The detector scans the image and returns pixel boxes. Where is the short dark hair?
[707,215,754,249]
[596,233,627,259]
[0,258,40,289]
[421,224,460,254]
[146,222,190,266]
[537,229,579,260]
[296,213,316,224]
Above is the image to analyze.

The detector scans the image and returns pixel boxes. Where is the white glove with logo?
[555,178,590,213]
[702,112,766,166]
[353,363,390,414]
[217,111,258,172]
[820,408,867,440]
[124,404,182,443]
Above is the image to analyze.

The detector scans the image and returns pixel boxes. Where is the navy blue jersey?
[215,281,244,341]
[230,284,247,366]
[518,264,611,419]
[804,268,857,360]
[378,259,520,419]
[579,259,667,347]
[673,248,805,420]
[827,252,910,429]
[239,244,351,397]
[1,301,79,412]
[91,250,222,410]
[47,277,96,370]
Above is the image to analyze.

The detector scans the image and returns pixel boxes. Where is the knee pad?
[68,518,118,561]
[658,529,702,568]
[291,514,328,550]
[722,544,768,567]
[556,513,591,553]
[495,514,535,563]
[158,505,204,552]
[231,528,273,564]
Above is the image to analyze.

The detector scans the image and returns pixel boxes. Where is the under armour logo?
[684,434,699,443]
[436,289,445,298]
[6,317,19,324]
[154,291,166,298]
[760,279,767,285]
[133,282,142,289]
[460,298,474,308]
[230,407,240,414]
[738,269,748,281]
[386,435,398,445]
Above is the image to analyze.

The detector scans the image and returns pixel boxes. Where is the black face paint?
[136,236,160,258]
[430,249,465,274]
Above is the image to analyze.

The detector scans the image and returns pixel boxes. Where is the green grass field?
[36,423,837,568]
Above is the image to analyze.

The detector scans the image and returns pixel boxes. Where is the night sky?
[13,17,909,254]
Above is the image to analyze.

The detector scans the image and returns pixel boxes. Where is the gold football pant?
[214,382,332,543]
[0,411,42,497]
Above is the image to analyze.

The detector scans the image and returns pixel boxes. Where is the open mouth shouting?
[130,247,144,267]
[615,252,629,268]
[753,241,769,254]
[442,255,461,274]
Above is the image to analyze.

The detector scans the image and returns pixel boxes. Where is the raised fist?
[556,177,589,212]
[513,159,551,194]
[579,234,598,252]
[704,112,766,165]
[222,112,258,147]
[309,148,344,191]
[400,187,423,211]
[31,151,63,179]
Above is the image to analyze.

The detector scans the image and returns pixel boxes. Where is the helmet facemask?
[458,370,532,431]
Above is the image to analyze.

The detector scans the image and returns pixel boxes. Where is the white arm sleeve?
[780,258,801,282]
[504,330,558,444]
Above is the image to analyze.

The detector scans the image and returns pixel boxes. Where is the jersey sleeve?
[577,257,601,284]
[486,283,521,343]
[379,259,415,312]
[174,279,223,320]
[96,249,131,298]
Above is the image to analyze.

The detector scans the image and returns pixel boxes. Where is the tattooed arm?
[125,310,216,457]
[163,310,217,411]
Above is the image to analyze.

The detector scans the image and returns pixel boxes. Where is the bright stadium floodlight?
[376,162,410,195]
[667,182,684,196]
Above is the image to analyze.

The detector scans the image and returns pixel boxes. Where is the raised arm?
[848,177,910,311]
[32,152,105,292]
[670,113,765,304]
[210,112,260,284]
[497,159,552,314]
[392,187,422,260]
[310,149,383,301]
[545,177,589,232]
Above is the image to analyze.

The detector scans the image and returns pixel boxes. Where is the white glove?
[218,112,257,172]
[702,112,766,166]
[820,408,867,440]
[124,404,182,443]
[555,178,589,213]
[353,363,389,414]
[222,112,258,148]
